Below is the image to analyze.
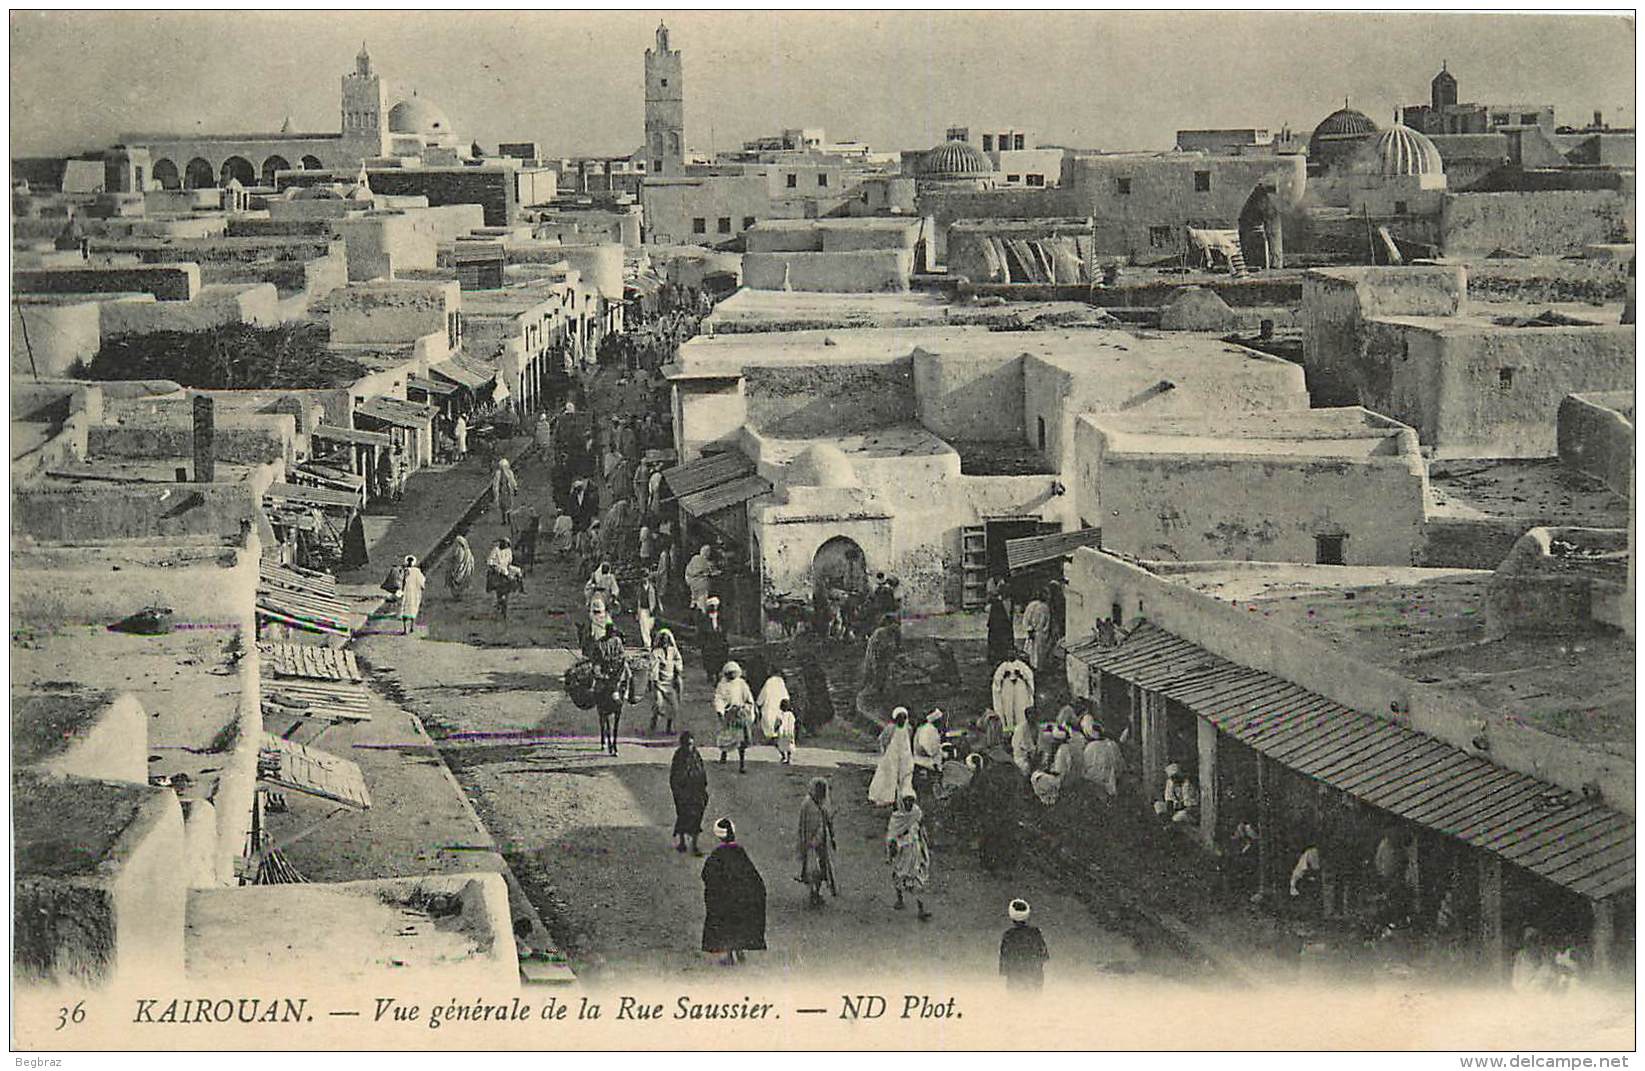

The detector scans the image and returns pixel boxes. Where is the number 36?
[56,1001,85,1030]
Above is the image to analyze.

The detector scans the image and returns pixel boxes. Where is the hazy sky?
[10,11,1636,159]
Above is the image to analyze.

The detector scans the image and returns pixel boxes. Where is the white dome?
[388,97,453,135]
[1368,124,1444,178]
[787,443,856,488]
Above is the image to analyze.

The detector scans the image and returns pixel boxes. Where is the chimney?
[1594,110,1605,130]
[192,394,216,483]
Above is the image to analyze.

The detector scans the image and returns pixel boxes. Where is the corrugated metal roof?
[430,358,489,390]
[1085,622,1635,901]
[265,480,360,510]
[661,450,755,498]
[407,374,457,396]
[313,424,391,447]
[355,396,436,429]
[1005,527,1104,571]
[677,473,772,518]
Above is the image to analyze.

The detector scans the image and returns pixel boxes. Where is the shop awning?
[265,480,360,510]
[313,424,390,448]
[661,450,755,500]
[258,733,371,809]
[1006,527,1104,572]
[407,374,458,396]
[355,396,436,430]
[431,358,492,391]
[293,464,365,498]
[677,473,772,518]
[1078,622,1635,902]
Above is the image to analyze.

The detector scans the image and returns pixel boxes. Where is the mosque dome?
[787,443,857,488]
[1309,106,1378,157]
[918,139,995,179]
[388,96,453,136]
[1367,124,1444,177]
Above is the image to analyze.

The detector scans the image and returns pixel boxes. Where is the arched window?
[261,155,291,185]
[219,156,255,187]
[151,159,180,190]
[183,157,216,189]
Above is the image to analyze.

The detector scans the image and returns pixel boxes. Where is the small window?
[817,173,828,188]
[654,159,663,171]
[660,78,668,87]
[786,173,798,189]
[1149,225,1173,248]
[1394,200,1409,215]
[1036,416,1047,451]
[1006,174,1021,184]
[1193,170,1212,192]
[1013,134,1025,150]
[982,135,994,152]
[692,217,706,234]
[1492,113,1509,126]
[717,217,731,234]
[1315,534,1347,566]
[1499,366,1516,388]
[1116,177,1132,195]
[1026,173,1045,187]
[1521,113,1538,125]
[742,216,756,230]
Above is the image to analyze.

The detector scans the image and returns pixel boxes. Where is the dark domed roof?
[1312,106,1378,143]
[918,139,995,179]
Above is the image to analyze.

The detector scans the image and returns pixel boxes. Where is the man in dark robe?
[986,591,1014,665]
[858,615,902,704]
[973,753,1025,873]
[670,732,709,855]
[999,899,1049,992]
[702,818,766,964]
[699,597,730,685]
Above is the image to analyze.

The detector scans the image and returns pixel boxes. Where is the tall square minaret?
[341,42,390,163]
[644,22,685,175]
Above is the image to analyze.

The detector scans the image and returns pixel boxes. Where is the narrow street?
[351,447,1154,990]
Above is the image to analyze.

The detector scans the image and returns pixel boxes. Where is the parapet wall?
[741,249,914,292]
[741,359,917,436]
[1300,265,1468,408]
[1558,391,1634,497]
[1440,190,1634,257]
[15,264,201,302]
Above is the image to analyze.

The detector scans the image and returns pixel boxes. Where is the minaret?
[1431,61,1458,112]
[644,21,685,176]
[341,41,389,164]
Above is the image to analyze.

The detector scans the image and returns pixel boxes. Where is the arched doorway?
[183,157,215,189]
[300,154,324,170]
[261,155,291,185]
[151,158,180,190]
[811,536,869,635]
[219,156,254,187]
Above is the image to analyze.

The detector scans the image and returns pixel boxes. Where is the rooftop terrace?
[1155,561,1634,752]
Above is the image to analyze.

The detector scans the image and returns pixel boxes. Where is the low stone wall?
[1487,526,1631,638]
[100,283,280,336]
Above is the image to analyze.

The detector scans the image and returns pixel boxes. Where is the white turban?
[1008,899,1031,923]
[722,661,742,678]
[1080,714,1097,739]
[713,817,735,840]
[926,708,944,724]
[1165,763,1182,778]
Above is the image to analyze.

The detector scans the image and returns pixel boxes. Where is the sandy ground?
[352,449,1145,989]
